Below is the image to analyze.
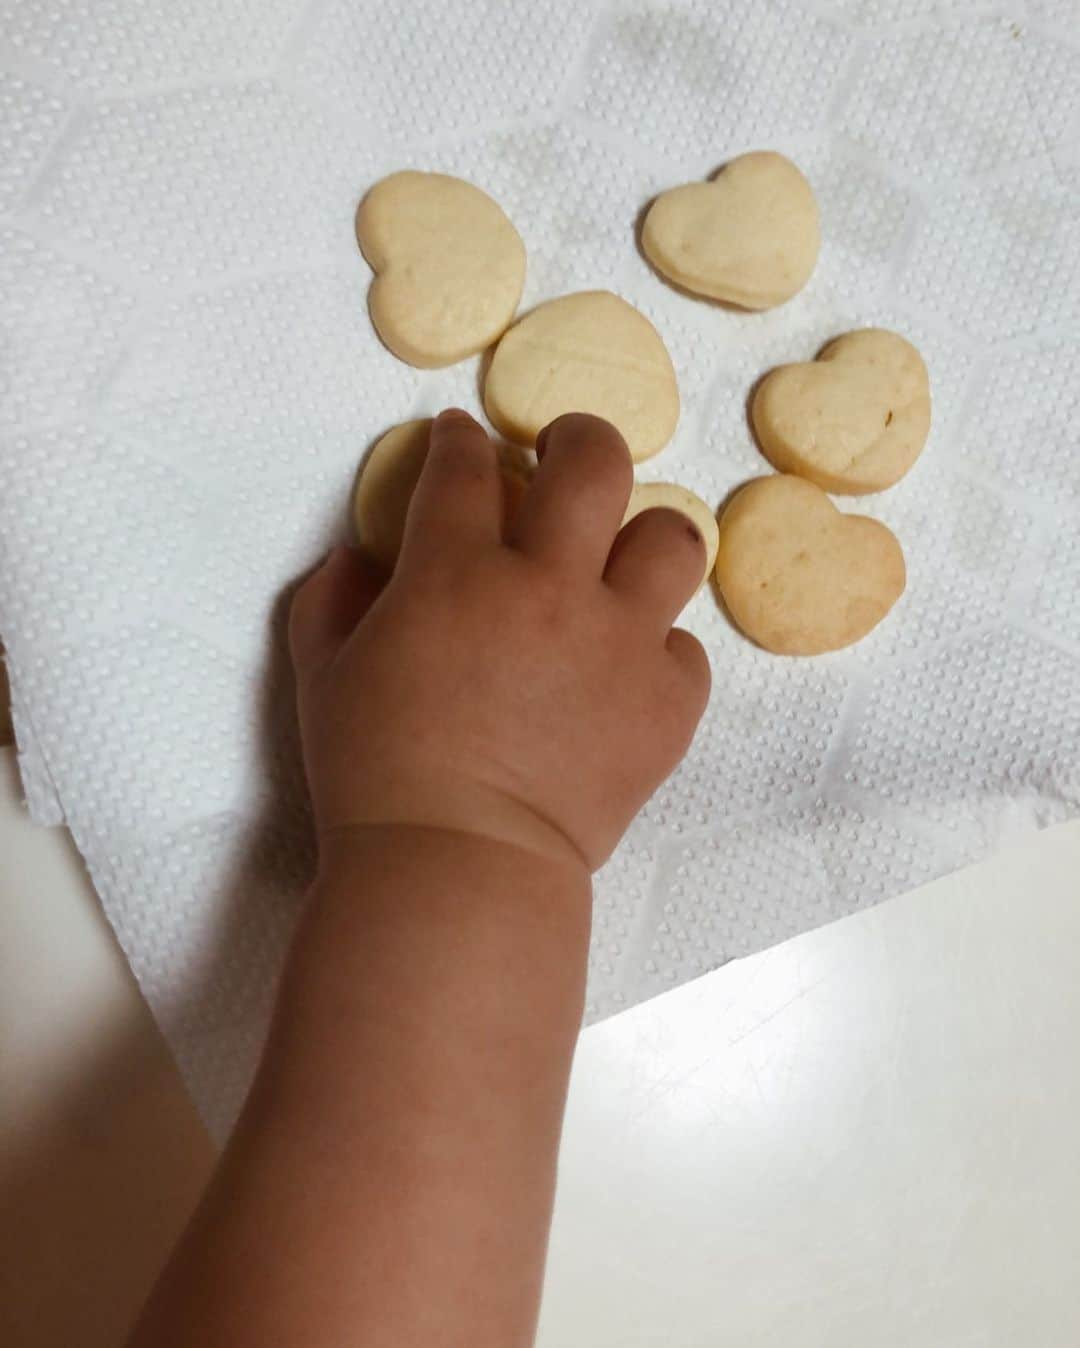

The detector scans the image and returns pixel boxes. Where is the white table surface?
[2,737,1079,1347]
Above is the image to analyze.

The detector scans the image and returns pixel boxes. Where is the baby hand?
[289,410,710,872]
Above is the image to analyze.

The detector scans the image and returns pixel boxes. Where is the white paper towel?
[1,0,1079,1137]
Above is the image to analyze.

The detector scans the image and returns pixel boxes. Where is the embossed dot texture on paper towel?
[1,0,1078,1134]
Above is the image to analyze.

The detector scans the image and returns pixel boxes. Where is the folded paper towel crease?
[1,0,1079,1138]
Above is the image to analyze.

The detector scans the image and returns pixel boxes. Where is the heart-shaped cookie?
[714,475,905,655]
[642,151,819,310]
[353,420,529,569]
[484,290,679,462]
[357,171,526,368]
[622,482,719,591]
[752,328,931,494]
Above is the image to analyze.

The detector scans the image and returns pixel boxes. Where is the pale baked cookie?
[752,329,931,494]
[641,151,820,310]
[357,171,526,367]
[484,291,679,462]
[352,419,431,569]
[353,419,530,569]
[622,482,719,591]
[714,475,905,655]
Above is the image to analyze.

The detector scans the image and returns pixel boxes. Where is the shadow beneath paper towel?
[0,1000,214,1348]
